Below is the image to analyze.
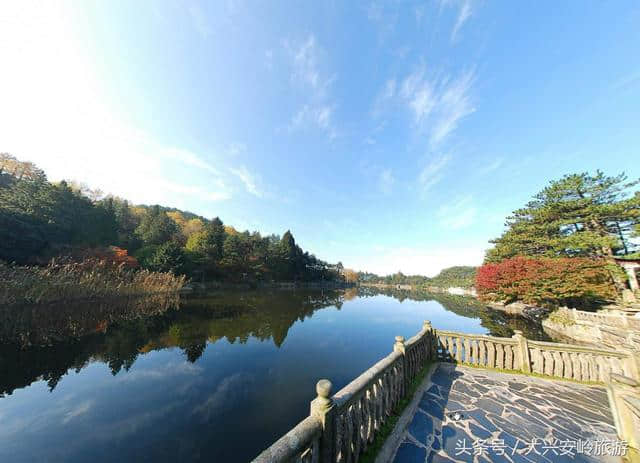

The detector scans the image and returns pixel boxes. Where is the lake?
[0,288,549,463]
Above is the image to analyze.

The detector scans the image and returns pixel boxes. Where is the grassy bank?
[0,259,185,306]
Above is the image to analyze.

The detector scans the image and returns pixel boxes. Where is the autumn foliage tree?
[486,171,639,291]
[1,154,343,282]
[476,257,617,308]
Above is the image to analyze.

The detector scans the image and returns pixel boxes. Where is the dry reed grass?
[0,258,185,306]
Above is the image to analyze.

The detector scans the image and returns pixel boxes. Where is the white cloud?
[378,169,395,195]
[418,153,451,193]
[438,195,477,229]
[438,0,474,42]
[365,2,398,38]
[115,361,203,383]
[284,34,338,139]
[348,245,485,276]
[62,400,94,424]
[430,70,475,146]
[230,165,263,197]
[286,34,334,95]
[394,67,476,147]
[289,104,337,139]
[451,0,473,42]
[192,373,254,420]
[478,158,504,175]
[162,147,221,175]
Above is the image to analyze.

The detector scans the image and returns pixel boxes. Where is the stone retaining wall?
[543,307,640,351]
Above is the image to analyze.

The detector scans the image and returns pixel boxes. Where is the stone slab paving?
[390,363,622,463]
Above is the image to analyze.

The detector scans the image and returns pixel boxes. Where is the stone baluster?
[310,379,336,463]
[394,335,407,396]
[512,330,531,373]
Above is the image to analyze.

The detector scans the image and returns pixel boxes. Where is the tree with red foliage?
[476,256,617,308]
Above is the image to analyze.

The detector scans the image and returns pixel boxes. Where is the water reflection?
[0,290,346,397]
[0,288,550,463]
[359,287,550,340]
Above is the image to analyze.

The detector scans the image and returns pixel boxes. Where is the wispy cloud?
[398,66,476,147]
[430,70,475,146]
[192,373,254,420]
[359,161,396,195]
[162,147,221,176]
[438,195,477,229]
[284,34,338,139]
[439,0,474,42]
[478,157,504,175]
[158,179,231,202]
[611,70,640,92]
[289,104,337,139]
[418,153,451,193]
[401,68,436,123]
[62,400,94,424]
[365,2,398,39]
[372,78,396,117]
[451,0,473,42]
[285,35,334,97]
[230,165,263,198]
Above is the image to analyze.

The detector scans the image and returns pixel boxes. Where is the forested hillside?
[0,154,341,282]
[358,266,477,289]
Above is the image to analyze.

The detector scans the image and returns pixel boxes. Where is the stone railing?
[561,307,640,331]
[252,322,640,462]
[252,320,435,463]
[607,374,640,451]
[434,329,639,383]
[545,307,640,351]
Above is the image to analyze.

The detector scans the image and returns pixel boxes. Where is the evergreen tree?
[135,206,179,246]
[146,241,185,274]
[486,171,640,290]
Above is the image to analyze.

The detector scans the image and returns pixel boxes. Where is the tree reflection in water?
[0,287,546,397]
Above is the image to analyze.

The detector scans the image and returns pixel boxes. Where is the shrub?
[476,256,617,307]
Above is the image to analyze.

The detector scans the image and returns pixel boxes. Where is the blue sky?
[1,1,639,275]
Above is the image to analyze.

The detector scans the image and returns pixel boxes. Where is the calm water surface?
[0,288,548,463]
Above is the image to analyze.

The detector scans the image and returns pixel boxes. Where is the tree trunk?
[588,218,627,295]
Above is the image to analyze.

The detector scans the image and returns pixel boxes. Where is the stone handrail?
[557,306,640,331]
[434,328,639,383]
[252,321,640,462]
[252,321,434,463]
[434,329,521,370]
[252,415,322,463]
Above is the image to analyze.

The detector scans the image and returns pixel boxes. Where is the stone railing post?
[423,320,433,361]
[310,379,336,463]
[394,335,408,394]
[606,374,640,451]
[512,330,531,373]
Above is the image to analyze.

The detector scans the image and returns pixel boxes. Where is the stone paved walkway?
[390,364,621,463]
